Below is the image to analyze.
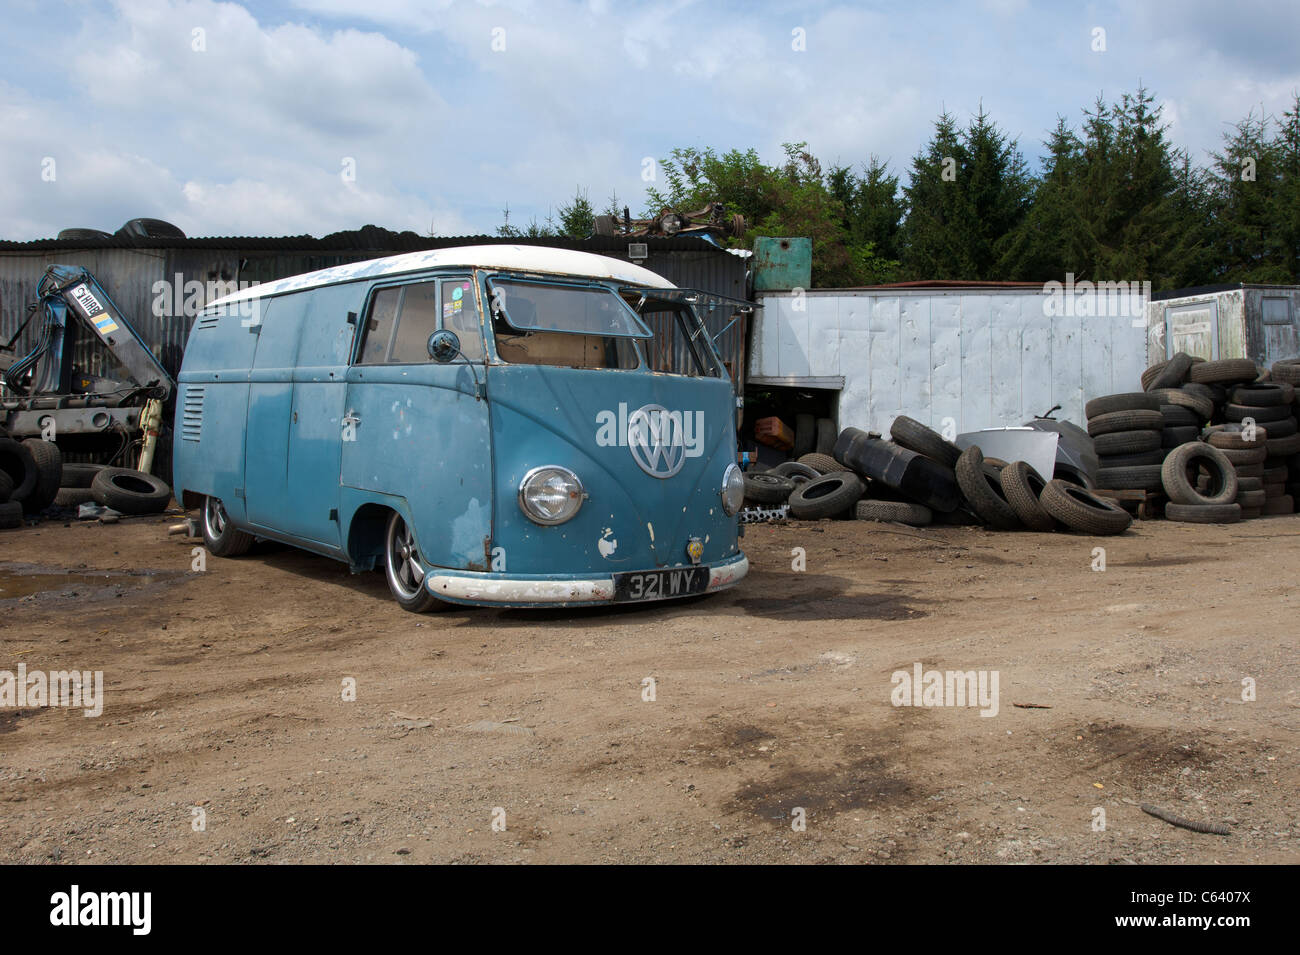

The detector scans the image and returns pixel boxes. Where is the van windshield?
[490,279,651,338]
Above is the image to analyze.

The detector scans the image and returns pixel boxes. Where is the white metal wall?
[751,289,1148,434]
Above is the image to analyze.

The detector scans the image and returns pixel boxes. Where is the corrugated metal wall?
[752,288,1149,433]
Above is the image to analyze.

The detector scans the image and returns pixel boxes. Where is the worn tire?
[1259,417,1298,438]
[1266,432,1300,456]
[91,467,172,515]
[1084,393,1160,418]
[854,499,932,526]
[1093,429,1161,456]
[1229,382,1293,406]
[1165,502,1241,524]
[1264,495,1295,514]
[1140,361,1168,391]
[743,471,796,504]
[1162,426,1200,448]
[955,446,1020,529]
[1096,465,1165,491]
[1236,463,1266,479]
[1189,358,1259,384]
[1270,359,1300,386]
[1150,387,1214,420]
[1160,404,1201,427]
[770,461,820,483]
[793,413,815,458]
[1087,409,1164,436]
[0,500,23,529]
[1148,352,1194,389]
[54,487,95,507]
[1162,442,1237,506]
[1039,479,1132,535]
[1225,403,1291,423]
[1218,445,1267,466]
[788,471,866,519]
[999,460,1055,531]
[20,438,62,514]
[1236,489,1267,508]
[1207,426,1266,450]
[60,462,106,489]
[0,438,38,505]
[0,470,12,503]
[798,452,843,475]
[201,496,255,557]
[889,415,961,467]
[1098,449,1166,468]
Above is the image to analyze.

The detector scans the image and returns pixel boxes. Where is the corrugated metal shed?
[0,231,749,388]
[751,286,1149,433]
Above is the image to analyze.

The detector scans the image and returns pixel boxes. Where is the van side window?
[439,277,484,361]
[387,282,439,362]
[358,287,402,363]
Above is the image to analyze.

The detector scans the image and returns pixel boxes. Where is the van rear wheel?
[202,496,254,557]
[384,511,449,613]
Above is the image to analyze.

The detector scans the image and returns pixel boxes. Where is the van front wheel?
[384,511,447,613]
[202,496,254,557]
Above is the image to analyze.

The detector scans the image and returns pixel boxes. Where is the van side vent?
[181,386,205,442]
[196,314,220,331]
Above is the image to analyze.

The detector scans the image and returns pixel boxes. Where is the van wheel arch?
[346,502,398,572]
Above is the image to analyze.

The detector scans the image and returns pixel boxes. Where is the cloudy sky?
[2,0,1297,241]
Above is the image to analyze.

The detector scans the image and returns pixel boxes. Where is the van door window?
[388,281,440,363]
[358,286,402,363]
[439,277,484,361]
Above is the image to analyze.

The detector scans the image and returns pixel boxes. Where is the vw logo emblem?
[628,403,686,478]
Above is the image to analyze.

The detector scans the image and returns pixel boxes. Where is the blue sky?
[2,0,1298,240]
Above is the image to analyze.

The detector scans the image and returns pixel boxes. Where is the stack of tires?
[1161,441,1242,524]
[1202,424,1267,518]
[1225,376,1299,517]
[0,436,64,527]
[1084,392,1169,499]
[1270,359,1300,507]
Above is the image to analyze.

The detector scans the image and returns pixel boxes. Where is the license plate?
[613,567,708,602]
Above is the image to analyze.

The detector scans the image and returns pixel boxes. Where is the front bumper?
[425,552,748,607]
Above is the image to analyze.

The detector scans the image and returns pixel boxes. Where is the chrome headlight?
[721,463,745,515]
[518,466,585,525]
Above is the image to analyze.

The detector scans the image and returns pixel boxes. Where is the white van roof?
[204,244,675,309]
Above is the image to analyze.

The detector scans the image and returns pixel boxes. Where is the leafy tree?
[557,187,595,238]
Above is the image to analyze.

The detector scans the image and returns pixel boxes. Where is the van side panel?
[172,300,264,521]
[243,296,301,532]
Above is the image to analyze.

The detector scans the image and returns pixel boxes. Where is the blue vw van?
[173,246,748,611]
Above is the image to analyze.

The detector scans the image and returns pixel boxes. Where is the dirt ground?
[1,508,1296,865]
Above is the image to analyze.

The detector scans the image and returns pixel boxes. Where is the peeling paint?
[598,528,618,558]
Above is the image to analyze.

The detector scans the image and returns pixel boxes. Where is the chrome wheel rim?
[204,497,228,539]
[385,513,427,600]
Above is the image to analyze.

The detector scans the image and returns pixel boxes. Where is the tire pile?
[0,434,172,529]
[1082,353,1300,524]
[741,417,1132,535]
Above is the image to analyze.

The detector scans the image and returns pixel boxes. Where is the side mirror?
[427,329,461,363]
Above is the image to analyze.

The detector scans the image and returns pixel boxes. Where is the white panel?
[1021,294,1053,421]
[898,296,932,424]
[868,297,901,429]
[777,294,811,378]
[1050,300,1084,426]
[807,296,841,377]
[989,295,1023,426]
[959,295,992,431]
[1080,301,1112,410]
[930,295,963,436]
[750,294,781,378]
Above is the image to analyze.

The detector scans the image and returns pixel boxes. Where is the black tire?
[1162,426,1200,448]
[0,470,12,503]
[798,452,842,475]
[1229,382,1293,406]
[1189,358,1259,385]
[0,500,23,529]
[854,499,932,525]
[1093,429,1161,455]
[1084,393,1160,418]
[1180,382,1223,406]
[1165,502,1241,524]
[793,413,815,458]
[201,496,255,557]
[1235,476,1263,492]
[1098,449,1167,467]
[1150,387,1214,420]
[832,428,962,512]
[1259,417,1298,438]
[1266,432,1300,457]
[1236,463,1265,479]
[57,228,113,241]
[1162,442,1237,506]
[1140,361,1168,391]
[1218,446,1267,466]
[60,462,106,489]
[770,461,819,483]
[743,471,796,504]
[384,510,452,613]
[955,446,1020,529]
[999,460,1055,531]
[815,418,836,455]
[1096,465,1165,491]
[1270,359,1300,385]
[20,438,62,513]
[0,438,38,505]
[1148,352,1194,389]
[1039,479,1132,534]
[54,487,95,507]
[788,471,866,519]
[1225,403,1291,423]
[1160,404,1201,427]
[1207,426,1266,450]
[1087,409,1164,436]
[1236,489,1267,508]
[91,467,172,515]
[1264,495,1295,515]
[889,415,961,467]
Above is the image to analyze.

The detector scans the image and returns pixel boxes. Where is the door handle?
[343,411,361,426]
